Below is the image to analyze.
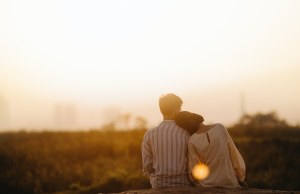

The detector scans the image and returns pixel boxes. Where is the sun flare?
[192,163,210,180]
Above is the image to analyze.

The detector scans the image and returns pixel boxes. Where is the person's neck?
[163,115,176,120]
[199,123,205,128]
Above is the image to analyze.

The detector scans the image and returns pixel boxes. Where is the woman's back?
[188,123,244,188]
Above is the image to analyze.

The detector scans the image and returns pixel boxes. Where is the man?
[141,93,191,188]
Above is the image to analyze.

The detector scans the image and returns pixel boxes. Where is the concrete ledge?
[113,186,299,194]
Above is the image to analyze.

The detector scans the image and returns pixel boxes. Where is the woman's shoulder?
[214,123,226,129]
[210,123,228,134]
[206,123,224,130]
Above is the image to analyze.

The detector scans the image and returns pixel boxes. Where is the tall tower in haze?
[0,94,10,128]
[240,91,246,119]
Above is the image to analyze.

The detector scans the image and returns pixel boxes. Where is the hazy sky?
[0,0,299,130]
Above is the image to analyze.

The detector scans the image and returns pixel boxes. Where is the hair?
[159,93,183,115]
[175,111,204,135]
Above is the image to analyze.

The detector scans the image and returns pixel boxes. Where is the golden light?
[192,163,210,180]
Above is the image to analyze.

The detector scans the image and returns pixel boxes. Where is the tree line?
[0,112,299,194]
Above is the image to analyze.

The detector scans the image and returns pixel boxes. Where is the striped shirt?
[141,120,191,188]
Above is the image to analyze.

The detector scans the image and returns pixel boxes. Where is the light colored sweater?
[188,123,246,188]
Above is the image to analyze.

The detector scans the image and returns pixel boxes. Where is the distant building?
[53,103,77,129]
[240,91,246,119]
[0,94,10,128]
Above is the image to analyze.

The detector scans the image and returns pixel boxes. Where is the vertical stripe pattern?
[141,120,191,188]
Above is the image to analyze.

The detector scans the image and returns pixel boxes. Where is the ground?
[113,186,299,194]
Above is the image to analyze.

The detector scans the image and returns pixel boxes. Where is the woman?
[175,111,247,189]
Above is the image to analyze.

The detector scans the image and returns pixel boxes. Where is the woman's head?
[175,111,204,134]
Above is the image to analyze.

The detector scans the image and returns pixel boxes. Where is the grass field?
[0,126,299,194]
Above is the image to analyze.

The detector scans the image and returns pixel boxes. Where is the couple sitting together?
[141,93,247,189]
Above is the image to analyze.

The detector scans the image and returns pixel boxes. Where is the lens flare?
[192,163,210,180]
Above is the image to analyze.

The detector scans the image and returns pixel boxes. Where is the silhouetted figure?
[176,111,248,189]
[141,93,191,188]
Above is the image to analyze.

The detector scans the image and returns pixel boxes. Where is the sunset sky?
[0,0,299,130]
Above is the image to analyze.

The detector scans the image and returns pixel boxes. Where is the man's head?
[175,111,204,134]
[159,93,183,119]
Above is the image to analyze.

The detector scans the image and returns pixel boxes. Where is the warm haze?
[0,0,299,130]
